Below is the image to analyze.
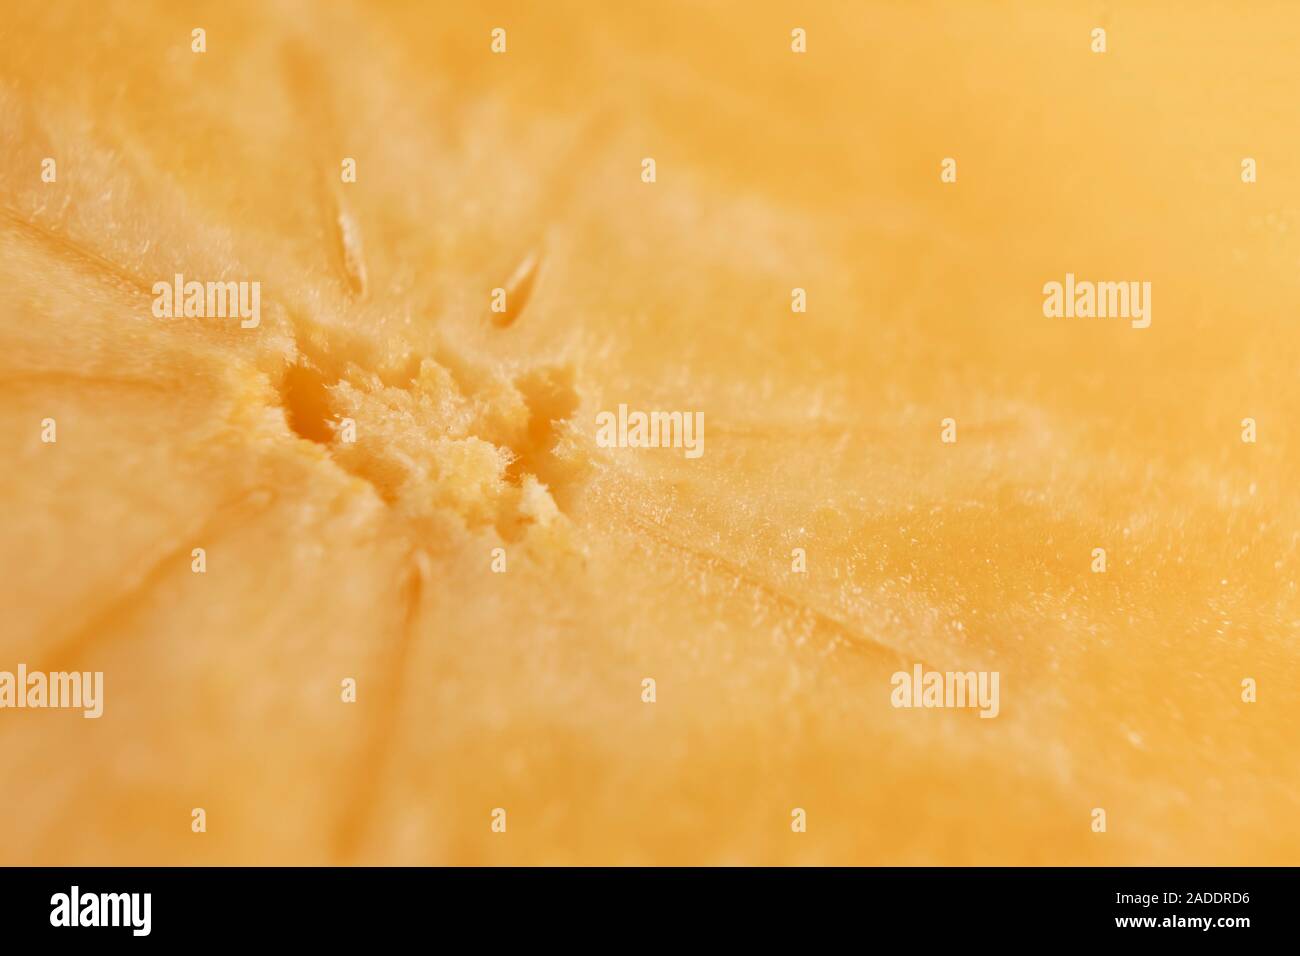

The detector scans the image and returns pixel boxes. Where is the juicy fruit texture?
[2,0,1299,865]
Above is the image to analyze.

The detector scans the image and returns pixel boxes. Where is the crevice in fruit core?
[276,349,581,533]
[281,361,338,445]
[505,366,580,496]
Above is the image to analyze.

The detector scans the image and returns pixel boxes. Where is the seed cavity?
[492,250,540,328]
[334,201,368,298]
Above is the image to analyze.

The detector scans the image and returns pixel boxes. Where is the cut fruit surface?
[2,1,1299,864]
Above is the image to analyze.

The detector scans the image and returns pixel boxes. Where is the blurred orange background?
[1,1,1297,864]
